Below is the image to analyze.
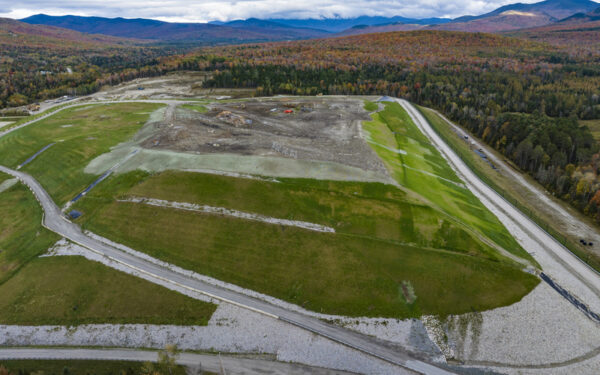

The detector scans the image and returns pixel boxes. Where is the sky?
[0,0,577,23]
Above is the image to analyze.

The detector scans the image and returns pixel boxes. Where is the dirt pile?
[216,111,251,127]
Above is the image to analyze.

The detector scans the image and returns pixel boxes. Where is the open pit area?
[142,97,389,177]
[89,72,255,102]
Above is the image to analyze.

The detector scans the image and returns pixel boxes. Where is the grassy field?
[0,256,216,325]
[0,175,59,284]
[0,169,216,326]
[88,172,505,258]
[0,103,164,205]
[362,102,535,264]
[71,168,538,318]
[0,359,187,375]
[181,103,208,113]
[424,106,600,271]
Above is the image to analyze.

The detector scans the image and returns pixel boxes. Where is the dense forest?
[0,46,174,110]
[168,31,600,224]
[0,20,177,110]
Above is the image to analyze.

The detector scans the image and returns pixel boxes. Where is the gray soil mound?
[142,97,388,176]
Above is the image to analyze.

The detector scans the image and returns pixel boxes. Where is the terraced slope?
[0,103,164,205]
[362,100,536,264]
[47,99,541,319]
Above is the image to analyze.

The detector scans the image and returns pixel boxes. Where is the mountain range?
[17,0,600,43]
[506,5,600,46]
[20,14,331,44]
[0,16,134,48]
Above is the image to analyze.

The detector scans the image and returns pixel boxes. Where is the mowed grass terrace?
[0,99,539,320]
[73,172,538,318]
[0,173,216,326]
[0,102,164,206]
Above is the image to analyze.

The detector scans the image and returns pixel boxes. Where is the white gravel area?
[440,283,600,365]
[181,168,280,182]
[42,238,439,359]
[0,291,407,374]
[119,197,335,233]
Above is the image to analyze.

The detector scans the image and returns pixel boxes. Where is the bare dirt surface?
[89,72,254,102]
[143,97,389,177]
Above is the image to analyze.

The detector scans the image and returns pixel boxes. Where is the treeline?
[169,31,600,223]
[0,45,175,109]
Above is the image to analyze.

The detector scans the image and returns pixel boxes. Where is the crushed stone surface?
[119,197,335,233]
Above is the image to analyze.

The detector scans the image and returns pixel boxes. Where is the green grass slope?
[0,256,216,325]
[362,101,535,264]
[0,175,59,283]
[0,103,164,205]
[72,169,538,318]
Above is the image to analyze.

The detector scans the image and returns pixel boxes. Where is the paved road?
[0,348,353,375]
[398,99,600,313]
[0,170,447,375]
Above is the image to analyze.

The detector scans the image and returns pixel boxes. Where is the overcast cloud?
[0,0,562,22]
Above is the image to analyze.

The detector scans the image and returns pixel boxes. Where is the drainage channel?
[68,149,139,206]
[17,143,55,170]
[540,272,600,324]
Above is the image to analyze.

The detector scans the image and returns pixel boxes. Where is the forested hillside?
[167,30,600,223]
[0,18,172,109]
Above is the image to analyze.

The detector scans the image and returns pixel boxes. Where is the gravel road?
[0,162,448,374]
[0,96,458,374]
[0,348,353,375]
[431,109,600,250]
[398,98,600,318]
